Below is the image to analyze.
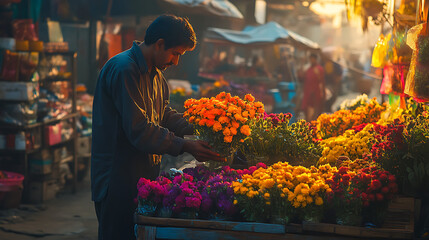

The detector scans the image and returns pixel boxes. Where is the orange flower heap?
[184,92,264,144]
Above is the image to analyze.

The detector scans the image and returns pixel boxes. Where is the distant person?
[248,55,271,78]
[275,56,293,82]
[91,15,224,240]
[323,58,343,112]
[300,53,325,121]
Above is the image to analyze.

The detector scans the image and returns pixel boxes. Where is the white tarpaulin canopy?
[157,0,243,19]
[204,22,320,50]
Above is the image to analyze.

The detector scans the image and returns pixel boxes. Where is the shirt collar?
[131,41,149,74]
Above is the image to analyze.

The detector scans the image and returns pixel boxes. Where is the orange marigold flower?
[249,109,256,118]
[230,127,237,135]
[199,119,207,126]
[219,116,230,124]
[244,94,255,102]
[213,122,223,132]
[223,127,231,136]
[232,121,240,129]
[206,120,215,127]
[254,102,263,108]
[240,125,251,136]
[242,111,249,118]
[224,135,233,143]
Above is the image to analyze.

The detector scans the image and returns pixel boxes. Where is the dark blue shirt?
[91,41,192,202]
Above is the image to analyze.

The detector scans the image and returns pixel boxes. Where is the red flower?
[338,166,348,175]
[388,175,396,182]
[376,193,384,201]
[381,186,389,194]
[379,174,388,181]
[371,179,382,190]
[368,194,375,201]
[342,174,351,182]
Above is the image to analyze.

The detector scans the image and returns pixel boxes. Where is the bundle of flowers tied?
[183,92,264,167]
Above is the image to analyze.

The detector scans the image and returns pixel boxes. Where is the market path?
[0,173,97,240]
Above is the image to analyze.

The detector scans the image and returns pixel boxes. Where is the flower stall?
[134,92,428,240]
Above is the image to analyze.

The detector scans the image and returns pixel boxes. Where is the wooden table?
[134,197,415,240]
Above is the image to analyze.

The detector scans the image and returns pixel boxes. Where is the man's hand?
[182,140,226,162]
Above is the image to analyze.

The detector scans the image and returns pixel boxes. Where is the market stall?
[134,1,429,238]
[134,89,428,239]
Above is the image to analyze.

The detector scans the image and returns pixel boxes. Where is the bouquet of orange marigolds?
[184,92,264,165]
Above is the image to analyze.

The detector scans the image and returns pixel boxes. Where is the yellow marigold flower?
[296,194,305,202]
[264,192,270,199]
[301,188,309,195]
[233,200,238,205]
[293,201,300,208]
[306,196,313,204]
[315,197,324,205]
[280,193,286,198]
[266,201,271,205]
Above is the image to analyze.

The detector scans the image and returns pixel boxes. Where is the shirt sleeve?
[160,77,194,138]
[109,66,185,156]
[162,106,194,138]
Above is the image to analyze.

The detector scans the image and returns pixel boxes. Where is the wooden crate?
[135,197,415,240]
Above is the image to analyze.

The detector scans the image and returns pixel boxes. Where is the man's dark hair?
[144,15,196,50]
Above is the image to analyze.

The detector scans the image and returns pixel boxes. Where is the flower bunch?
[326,166,398,226]
[339,157,376,172]
[315,97,386,139]
[340,94,371,110]
[243,116,322,167]
[325,166,363,225]
[319,124,375,165]
[232,162,334,223]
[370,120,406,178]
[357,167,398,207]
[164,173,202,214]
[184,92,264,163]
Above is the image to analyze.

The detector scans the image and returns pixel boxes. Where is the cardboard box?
[29,159,52,175]
[0,81,39,101]
[28,180,57,203]
[45,123,62,146]
[29,149,53,175]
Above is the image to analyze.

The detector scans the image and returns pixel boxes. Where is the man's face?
[154,41,191,71]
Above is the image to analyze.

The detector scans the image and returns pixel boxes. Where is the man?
[91,15,224,240]
[300,53,325,121]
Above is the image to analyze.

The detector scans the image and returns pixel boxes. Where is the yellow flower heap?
[183,92,264,144]
[319,124,374,165]
[316,98,385,139]
[232,162,335,208]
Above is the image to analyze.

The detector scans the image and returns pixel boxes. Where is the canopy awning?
[157,0,243,19]
[204,22,320,50]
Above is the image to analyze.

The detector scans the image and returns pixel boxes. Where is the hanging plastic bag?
[380,63,394,94]
[372,33,390,68]
[405,23,429,101]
